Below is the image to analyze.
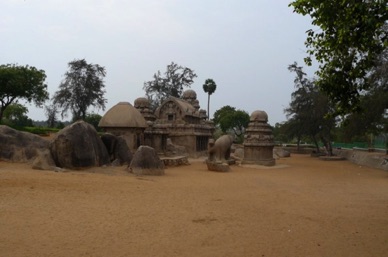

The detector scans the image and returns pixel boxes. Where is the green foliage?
[143,62,197,109]
[285,62,337,154]
[84,113,102,131]
[22,126,59,136]
[53,59,107,121]
[2,103,33,127]
[0,64,48,122]
[213,105,250,139]
[203,78,217,120]
[272,122,291,144]
[338,48,388,142]
[289,0,388,115]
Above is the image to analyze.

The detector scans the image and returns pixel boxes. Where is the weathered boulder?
[32,149,56,170]
[129,146,164,175]
[0,125,49,162]
[101,133,132,166]
[50,121,110,169]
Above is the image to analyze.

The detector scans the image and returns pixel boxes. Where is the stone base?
[206,160,230,172]
[160,156,190,167]
[242,158,276,166]
[319,156,346,161]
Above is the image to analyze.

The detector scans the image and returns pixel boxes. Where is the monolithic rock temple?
[242,110,275,166]
[98,90,214,157]
[98,89,276,166]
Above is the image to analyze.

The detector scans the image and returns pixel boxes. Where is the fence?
[332,138,387,150]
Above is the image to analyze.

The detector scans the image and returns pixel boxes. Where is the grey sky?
[1,0,315,126]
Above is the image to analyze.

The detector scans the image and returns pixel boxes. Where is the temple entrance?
[196,136,208,151]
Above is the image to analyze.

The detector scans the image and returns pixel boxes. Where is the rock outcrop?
[129,146,165,175]
[50,121,110,169]
[101,133,132,166]
[0,125,49,162]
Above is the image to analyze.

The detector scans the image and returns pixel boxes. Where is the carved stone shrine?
[242,110,275,166]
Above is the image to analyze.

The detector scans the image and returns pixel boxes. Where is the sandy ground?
[1,154,388,257]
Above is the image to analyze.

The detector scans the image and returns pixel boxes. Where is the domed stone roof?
[250,110,268,122]
[99,102,147,128]
[182,89,197,100]
[134,97,150,108]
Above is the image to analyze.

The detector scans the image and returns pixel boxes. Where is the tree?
[289,0,388,115]
[202,78,217,120]
[53,59,107,121]
[0,64,48,122]
[44,103,59,128]
[84,113,102,131]
[339,47,388,145]
[2,103,33,127]
[143,62,197,109]
[213,105,250,142]
[285,62,337,155]
[272,122,291,144]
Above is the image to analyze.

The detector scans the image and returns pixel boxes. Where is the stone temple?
[99,90,214,157]
[242,110,275,166]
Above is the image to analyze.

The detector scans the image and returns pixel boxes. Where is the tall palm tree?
[203,79,217,120]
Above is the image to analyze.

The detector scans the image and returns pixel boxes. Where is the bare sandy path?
[1,154,388,257]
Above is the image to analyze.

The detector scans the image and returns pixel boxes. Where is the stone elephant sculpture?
[208,135,234,162]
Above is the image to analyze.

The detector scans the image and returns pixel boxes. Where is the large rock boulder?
[129,146,164,175]
[0,125,49,162]
[101,133,132,166]
[49,121,110,169]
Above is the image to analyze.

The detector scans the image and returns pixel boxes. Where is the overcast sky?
[1,0,316,126]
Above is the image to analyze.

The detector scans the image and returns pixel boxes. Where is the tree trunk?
[207,93,210,120]
[296,135,301,151]
[312,136,320,153]
[0,105,6,123]
[320,136,333,156]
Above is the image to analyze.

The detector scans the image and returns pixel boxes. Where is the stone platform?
[160,156,190,167]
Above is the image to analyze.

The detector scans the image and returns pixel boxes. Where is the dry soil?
[1,154,388,257]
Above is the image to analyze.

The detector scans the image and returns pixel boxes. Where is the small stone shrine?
[242,110,275,166]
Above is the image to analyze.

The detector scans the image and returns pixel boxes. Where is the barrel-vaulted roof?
[98,102,147,128]
[155,97,199,117]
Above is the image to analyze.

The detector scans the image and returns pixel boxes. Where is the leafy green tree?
[213,105,250,142]
[272,123,287,144]
[2,103,33,127]
[0,64,48,122]
[278,118,304,148]
[84,113,102,131]
[202,78,217,120]
[289,0,388,115]
[143,62,197,109]
[339,48,388,145]
[285,62,337,155]
[53,59,107,121]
